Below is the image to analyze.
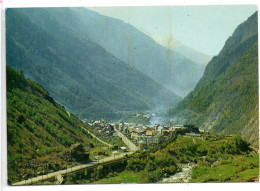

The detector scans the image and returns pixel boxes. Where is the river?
[160,163,195,183]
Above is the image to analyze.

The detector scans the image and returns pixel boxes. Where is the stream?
[160,163,195,183]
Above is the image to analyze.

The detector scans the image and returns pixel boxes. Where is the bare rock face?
[241,105,259,148]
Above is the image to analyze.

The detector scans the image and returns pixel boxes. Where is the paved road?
[12,151,132,186]
[114,129,139,152]
[13,127,137,185]
[81,127,113,147]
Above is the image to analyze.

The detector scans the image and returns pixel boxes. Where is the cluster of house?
[122,124,201,149]
[84,119,202,150]
[82,120,116,140]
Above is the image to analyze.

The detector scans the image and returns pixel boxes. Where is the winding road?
[81,127,113,147]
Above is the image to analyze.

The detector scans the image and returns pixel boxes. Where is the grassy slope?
[33,135,258,184]
[191,154,259,182]
[91,135,259,184]
[7,65,105,183]
[157,135,259,183]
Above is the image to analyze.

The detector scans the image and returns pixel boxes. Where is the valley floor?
[33,135,259,185]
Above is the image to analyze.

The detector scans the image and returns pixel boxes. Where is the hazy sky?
[89,5,257,56]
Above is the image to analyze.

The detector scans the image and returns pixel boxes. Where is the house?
[151,136,162,144]
[173,125,184,128]
[137,135,164,145]
[145,128,153,136]
[133,135,139,140]
[169,127,177,132]
[127,129,144,139]
[180,125,200,135]
[106,124,114,132]
[127,130,140,138]
[139,140,147,150]
[154,124,160,131]
[123,127,130,134]
[136,129,145,135]
[92,121,101,127]
[114,123,119,130]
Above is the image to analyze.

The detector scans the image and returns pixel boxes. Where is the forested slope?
[169,12,258,147]
[6,8,180,120]
[7,65,103,183]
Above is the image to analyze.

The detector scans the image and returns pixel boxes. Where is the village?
[85,118,203,150]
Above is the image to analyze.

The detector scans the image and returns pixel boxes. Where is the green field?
[190,154,259,182]
[33,136,259,185]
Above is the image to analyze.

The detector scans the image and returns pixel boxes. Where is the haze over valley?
[5,6,259,185]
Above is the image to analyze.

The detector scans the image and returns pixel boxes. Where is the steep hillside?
[14,7,206,97]
[169,12,258,147]
[7,65,104,183]
[6,8,180,121]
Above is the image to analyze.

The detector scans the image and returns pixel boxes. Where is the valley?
[10,112,259,185]
[5,6,259,186]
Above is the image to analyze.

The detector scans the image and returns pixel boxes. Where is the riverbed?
[160,163,195,183]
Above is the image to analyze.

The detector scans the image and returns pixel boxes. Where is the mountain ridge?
[24,7,208,97]
[169,11,258,147]
[149,34,213,65]
[6,8,181,120]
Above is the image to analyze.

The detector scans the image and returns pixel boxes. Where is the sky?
[89,5,257,56]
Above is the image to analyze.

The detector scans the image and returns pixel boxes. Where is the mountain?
[169,12,258,147]
[15,7,207,97]
[6,65,103,183]
[6,8,181,121]
[150,34,212,65]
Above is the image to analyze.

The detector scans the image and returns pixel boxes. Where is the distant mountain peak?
[150,33,213,65]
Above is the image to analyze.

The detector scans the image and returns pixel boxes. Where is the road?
[12,151,132,186]
[114,128,139,152]
[13,127,137,185]
[81,127,113,147]
[82,126,138,152]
